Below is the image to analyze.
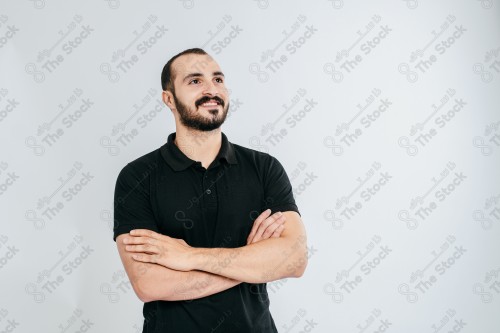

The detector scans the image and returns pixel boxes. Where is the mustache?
[195,96,225,108]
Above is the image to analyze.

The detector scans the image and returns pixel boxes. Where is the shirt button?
[205,189,212,195]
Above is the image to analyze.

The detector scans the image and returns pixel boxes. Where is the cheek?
[178,92,198,105]
[219,89,229,101]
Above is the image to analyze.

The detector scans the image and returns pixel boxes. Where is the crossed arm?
[116,210,307,302]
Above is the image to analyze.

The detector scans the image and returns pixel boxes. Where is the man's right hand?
[246,209,286,244]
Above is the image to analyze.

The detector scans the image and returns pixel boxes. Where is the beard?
[173,93,230,131]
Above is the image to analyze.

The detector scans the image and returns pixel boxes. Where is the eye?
[189,79,200,84]
[215,77,224,83]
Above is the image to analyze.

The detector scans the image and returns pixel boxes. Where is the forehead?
[171,53,222,80]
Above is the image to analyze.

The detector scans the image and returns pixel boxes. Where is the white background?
[1,0,500,332]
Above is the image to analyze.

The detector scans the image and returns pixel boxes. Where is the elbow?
[133,278,161,303]
[292,256,308,278]
[137,292,154,303]
[132,280,152,303]
[286,251,308,278]
[293,265,307,278]
[134,277,182,302]
[294,243,309,277]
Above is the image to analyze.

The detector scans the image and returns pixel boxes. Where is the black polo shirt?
[113,132,300,333]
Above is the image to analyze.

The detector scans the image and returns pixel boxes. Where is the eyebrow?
[182,71,225,82]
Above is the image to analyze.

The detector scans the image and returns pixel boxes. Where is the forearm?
[133,263,240,302]
[117,234,240,302]
[122,212,306,286]
[190,235,307,283]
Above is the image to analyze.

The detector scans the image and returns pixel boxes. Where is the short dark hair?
[161,48,208,92]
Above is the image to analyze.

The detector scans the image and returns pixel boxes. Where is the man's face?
[169,53,230,131]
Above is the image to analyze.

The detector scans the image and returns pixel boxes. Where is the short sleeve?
[113,163,159,241]
[263,156,300,216]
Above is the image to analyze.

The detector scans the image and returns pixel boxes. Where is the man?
[113,48,308,332]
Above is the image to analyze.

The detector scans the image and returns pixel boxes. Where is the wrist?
[187,247,205,271]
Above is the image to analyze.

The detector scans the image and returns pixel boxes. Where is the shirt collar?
[161,132,237,171]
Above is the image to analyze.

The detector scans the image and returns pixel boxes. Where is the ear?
[162,90,175,110]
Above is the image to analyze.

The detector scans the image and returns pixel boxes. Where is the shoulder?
[116,148,161,183]
[231,142,279,166]
[230,142,287,181]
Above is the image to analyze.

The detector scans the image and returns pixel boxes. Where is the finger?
[250,219,284,244]
[247,209,274,244]
[132,253,157,264]
[271,224,285,238]
[122,236,157,245]
[247,209,271,241]
[260,216,286,240]
[125,244,159,254]
[246,209,271,244]
[253,214,285,243]
[129,229,161,239]
[252,212,285,243]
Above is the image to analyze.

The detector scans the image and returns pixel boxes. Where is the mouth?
[195,96,225,109]
[199,99,221,107]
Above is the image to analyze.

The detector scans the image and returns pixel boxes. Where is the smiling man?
[113,48,307,333]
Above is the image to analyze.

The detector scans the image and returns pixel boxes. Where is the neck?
[174,126,222,169]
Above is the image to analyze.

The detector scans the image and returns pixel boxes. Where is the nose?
[202,80,221,97]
